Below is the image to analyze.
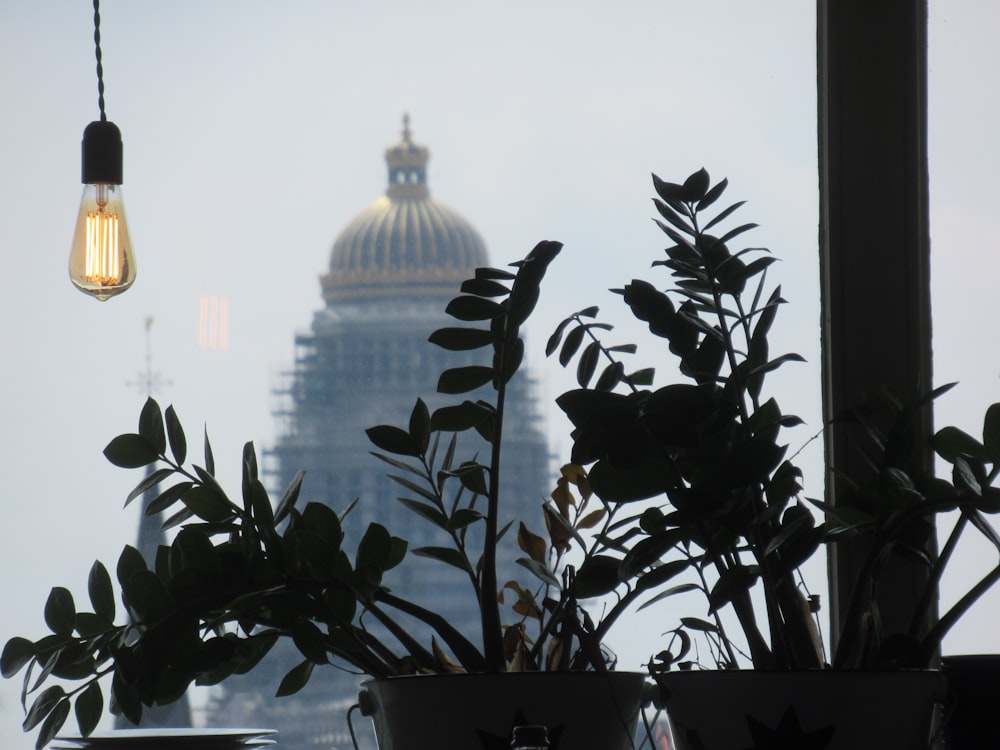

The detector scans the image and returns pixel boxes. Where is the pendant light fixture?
[68,0,136,300]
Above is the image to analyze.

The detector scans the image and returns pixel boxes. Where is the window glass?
[0,2,818,745]
[929,0,1000,654]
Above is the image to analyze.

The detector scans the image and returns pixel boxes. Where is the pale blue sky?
[0,2,996,746]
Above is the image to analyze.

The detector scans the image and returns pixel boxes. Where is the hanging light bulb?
[69,0,135,301]
[69,120,135,300]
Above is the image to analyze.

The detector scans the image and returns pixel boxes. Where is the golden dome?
[321,116,489,303]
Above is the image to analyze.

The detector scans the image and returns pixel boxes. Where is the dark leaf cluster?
[547,168,1000,673]
[548,169,825,671]
[6,240,651,749]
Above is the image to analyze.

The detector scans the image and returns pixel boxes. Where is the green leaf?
[546,317,573,357]
[366,425,422,457]
[104,434,159,469]
[409,399,431,455]
[636,560,692,591]
[452,462,489,495]
[74,682,103,737]
[437,366,495,394]
[500,336,524,384]
[204,427,216,475]
[475,266,516,281]
[387,536,407,570]
[111,671,142,726]
[276,659,315,697]
[574,556,621,598]
[516,557,561,589]
[289,530,339,577]
[87,562,115,623]
[386,471,437,504]
[702,200,746,232]
[681,167,710,202]
[983,404,1000,462]
[430,401,494,432]
[123,570,174,621]
[507,240,560,326]
[356,523,393,570]
[376,454,423,489]
[679,617,720,634]
[745,352,807,379]
[446,508,484,531]
[138,398,166,455]
[444,295,502,321]
[594,361,625,392]
[171,527,222,580]
[954,456,982,496]
[116,545,148,590]
[242,441,259,489]
[145,481,194,516]
[637,583,701,611]
[292,621,329,665]
[274,470,305,525]
[651,173,687,203]
[428,327,495,351]
[44,588,75,637]
[716,222,759,246]
[588,458,670,502]
[628,368,655,386]
[576,341,600,387]
[460,277,510,298]
[559,325,586,367]
[697,177,728,211]
[71,614,109,641]
[933,426,987,463]
[397,498,448,529]
[412,546,474,574]
[249,477,275,534]
[23,685,66,731]
[35,695,70,750]
[300,502,345,547]
[182,485,235,523]
[1,636,35,678]
[708,565,760,613]
[124,467,175,507]
[653,198,696,237]
[164,405,187,465]
[607,343,636,354]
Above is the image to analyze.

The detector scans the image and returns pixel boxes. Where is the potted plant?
[544,168,1000,749]
[2,241,651,750]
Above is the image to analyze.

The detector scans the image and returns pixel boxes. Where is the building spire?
[129,316,172,396]
[117,318,192,729]
[401,111,412,143]
[385,113,430,199]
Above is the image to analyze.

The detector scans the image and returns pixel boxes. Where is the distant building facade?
[203,118,551,749]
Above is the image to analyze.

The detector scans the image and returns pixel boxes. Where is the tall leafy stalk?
[552,168,824,669]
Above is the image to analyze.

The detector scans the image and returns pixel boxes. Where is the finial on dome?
[385,113,429,198]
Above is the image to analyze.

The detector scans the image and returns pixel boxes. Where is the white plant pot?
[359,671,648,750]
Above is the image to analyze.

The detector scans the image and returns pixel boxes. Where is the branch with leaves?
[4,240,658,750]
[549,168,823,671]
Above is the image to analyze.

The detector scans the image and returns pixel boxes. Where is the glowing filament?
[84,210,122,284]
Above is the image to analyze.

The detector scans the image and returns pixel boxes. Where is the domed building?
[203,118,551,749]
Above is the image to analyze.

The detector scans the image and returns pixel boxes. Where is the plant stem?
[480,337,508,672]
[908,511,966,638]
[921,563,1000,662]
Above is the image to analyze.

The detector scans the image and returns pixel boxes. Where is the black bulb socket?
[81,120,124,184]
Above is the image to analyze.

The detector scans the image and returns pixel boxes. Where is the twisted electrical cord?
[93,0,107,121]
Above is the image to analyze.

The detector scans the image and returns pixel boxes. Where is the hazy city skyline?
[1,2,997,747]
